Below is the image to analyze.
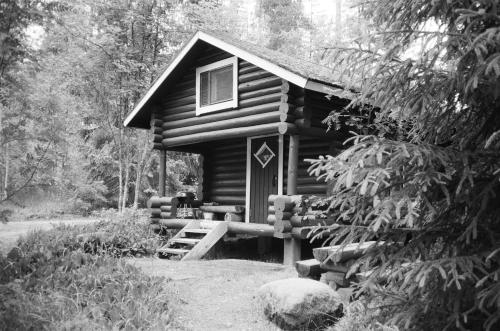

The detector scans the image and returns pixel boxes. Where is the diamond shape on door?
[253,142,276,168]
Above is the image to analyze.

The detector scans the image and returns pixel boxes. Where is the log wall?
[281,85,349,197]
[152,44,297,149]
[202,138,247,205]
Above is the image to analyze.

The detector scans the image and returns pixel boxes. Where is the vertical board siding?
[250,136,279,224]
[202,139,247,206]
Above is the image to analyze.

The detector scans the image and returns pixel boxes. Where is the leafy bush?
[0,209,175,330]
[0,252,174,330]
[17,209,162,257]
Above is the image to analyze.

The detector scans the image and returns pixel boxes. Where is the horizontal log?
[211,164,246,173]
[295,259,323,279]
[152,119,163,127]
[162,110,195,122]
[162,111,283,139]
[274,195,302,212]
[268,205,303,214]
[297,185,326,195]
[208,187,246,195]
[162,103,195,116]
[210,140,247,151]
[154,135,163,143]
[239,70,273,84]
[224,212,243,222]
[197,52,231,65]
[153,143,163,150]
[150,218,160,225]
[206,157,245,167]
[313,241,382,264]
[172,78,195,90]
[162,122,282,147]
[210,195,246,204]
[267,214,276,225]
[158,219,302,238]
[211,172,246,180]
[239,85,282,100]
[278,122,298,135]
[239,60,253,68]
[239,92,282,108]
[239,64,260,75]
[275,210,292,221]
[228,222,274,237]
[280,113,295,122]
[162,94,196,109]
[199,205,245,214]
[289,215,336,227]
[291,226,315,239]
[208,178,245,186]
[279,103,294,114]
[163,87,195,102]
[295,118,311,128]
[281,81,290,93]
[238,76,282,93]
[153,127,163,135]
[162,102,281,130]
[160,205,172,212]
[283,177,324,185]
[160,212,173,219]
[274,219,292,233]
[320,259,356,273]
[147,196,178,208]
[150,208,161,217]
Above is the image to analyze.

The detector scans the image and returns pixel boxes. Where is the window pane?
[200,71,209,106]
[210,65,233,104]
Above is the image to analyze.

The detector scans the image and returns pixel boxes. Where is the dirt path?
[129,258,297,331]
[0,218,99,253]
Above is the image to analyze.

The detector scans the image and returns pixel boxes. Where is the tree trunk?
[118,126,124,212]
[132,133,150,209]
[122,156,131,211]
[3,144,8,200]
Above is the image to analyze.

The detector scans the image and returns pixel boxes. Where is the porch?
[149,134,336,265]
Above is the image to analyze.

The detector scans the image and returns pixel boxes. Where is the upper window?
[196,57,238,115]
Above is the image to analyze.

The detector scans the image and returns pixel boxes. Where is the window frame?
[195,56,238,116]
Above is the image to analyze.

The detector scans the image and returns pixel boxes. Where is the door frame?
[245,134,284,223]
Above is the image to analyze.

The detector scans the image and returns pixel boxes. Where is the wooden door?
[250,136,279,223]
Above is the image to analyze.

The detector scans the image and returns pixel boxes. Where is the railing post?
[159,149,166,197]
[284,135,301,265]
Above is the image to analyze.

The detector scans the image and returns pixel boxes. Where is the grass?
[0,209,176,330]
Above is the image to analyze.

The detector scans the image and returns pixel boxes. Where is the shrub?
[0,252,174,330]
[17,209,163,257]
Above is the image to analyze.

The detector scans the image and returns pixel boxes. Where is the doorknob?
[272,175,278,187]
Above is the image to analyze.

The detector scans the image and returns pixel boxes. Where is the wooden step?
[170,238,201,245]
[184,228,210,234]
[157,247,189,255]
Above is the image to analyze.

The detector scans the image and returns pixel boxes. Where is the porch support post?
[159,149,166,197]
[284,135,301,265]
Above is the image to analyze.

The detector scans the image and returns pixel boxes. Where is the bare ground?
[0,218,99,253]
[129,258,297,331]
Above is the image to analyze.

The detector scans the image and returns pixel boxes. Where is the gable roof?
[124,30,349,128]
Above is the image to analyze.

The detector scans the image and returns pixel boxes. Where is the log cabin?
[124,31,355,265]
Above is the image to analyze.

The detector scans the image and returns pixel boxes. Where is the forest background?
[0,0,358,220]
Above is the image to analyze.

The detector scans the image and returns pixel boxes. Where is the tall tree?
[309,1,500,329]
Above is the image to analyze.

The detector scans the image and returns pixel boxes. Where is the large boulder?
[257,278,343,330]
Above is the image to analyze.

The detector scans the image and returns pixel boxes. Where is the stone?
[257,277,343,330]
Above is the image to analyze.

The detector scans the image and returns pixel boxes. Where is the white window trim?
[195,56,238,116]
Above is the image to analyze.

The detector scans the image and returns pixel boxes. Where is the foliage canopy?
[309,1,500,329]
